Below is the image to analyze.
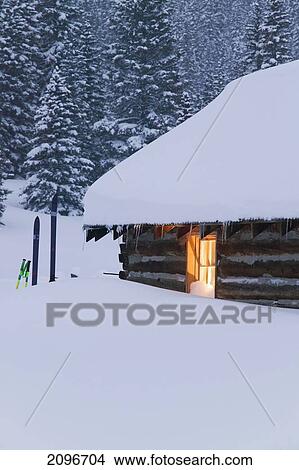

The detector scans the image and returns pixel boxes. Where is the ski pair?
[15,193,57,289]
[16,214,39,289]
[16,259,31,289]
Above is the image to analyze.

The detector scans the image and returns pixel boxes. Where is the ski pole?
[16,259,26,289]
[25,261,31,288]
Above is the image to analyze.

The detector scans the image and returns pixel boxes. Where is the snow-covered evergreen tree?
[261,0,292,69]
[22,66,94,215]
[289,0,299,60]
[0,0,42,175]
[227,0,250,80]
[67,0,106,174]
[172,0,204,112]
[34,0,64,83]
[31,0,106,178]
[243,1,264,73]
[96,0,188,165]
[0,151,8,222]
[173,0,251,108]
[199,0,229,107]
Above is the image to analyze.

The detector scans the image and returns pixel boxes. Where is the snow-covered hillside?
[1,273,299,450]
[1,181,299,450]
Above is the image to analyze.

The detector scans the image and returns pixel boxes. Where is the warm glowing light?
[199,239,216,288]
[186,234,216,297]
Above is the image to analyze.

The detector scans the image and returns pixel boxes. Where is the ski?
[50,192,58,282]
[32,216,40,286]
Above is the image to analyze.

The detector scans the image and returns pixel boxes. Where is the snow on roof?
[84,60,299,227]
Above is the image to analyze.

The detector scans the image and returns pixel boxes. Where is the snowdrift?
[85,60,299,226]
[1,276,299,449]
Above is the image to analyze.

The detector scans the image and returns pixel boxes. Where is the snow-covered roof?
[84,60,299,227]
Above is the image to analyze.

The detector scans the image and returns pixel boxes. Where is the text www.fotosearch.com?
[113,453,253,467]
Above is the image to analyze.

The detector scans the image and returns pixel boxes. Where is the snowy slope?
[1,276,299,449]
[85,60,299,226]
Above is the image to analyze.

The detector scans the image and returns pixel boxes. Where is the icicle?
[135,224,142,251]
[133,224,140,241]
[82,227,86,251]
[222,222,228,242]
[117,225,124,245]
[106,225,113,239]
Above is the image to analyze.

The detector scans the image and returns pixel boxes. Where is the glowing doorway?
[186,235,216,298]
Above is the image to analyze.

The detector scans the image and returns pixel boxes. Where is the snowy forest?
[0,0,298,216]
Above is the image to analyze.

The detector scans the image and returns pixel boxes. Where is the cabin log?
[118,222,299,308]
[216,227,299,306]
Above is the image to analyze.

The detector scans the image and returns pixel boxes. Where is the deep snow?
[1,276,299,450]
[1,180,120,285]
[85,60,299,226]
[1,181,299,450]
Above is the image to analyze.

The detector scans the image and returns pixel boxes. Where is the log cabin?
[83,60,299,308]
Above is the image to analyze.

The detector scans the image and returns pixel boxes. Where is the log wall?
[119,226,187,293]
[216,224,299,307]
[119,223,299,308]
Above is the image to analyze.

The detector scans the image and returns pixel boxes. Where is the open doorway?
[186,233,217,298]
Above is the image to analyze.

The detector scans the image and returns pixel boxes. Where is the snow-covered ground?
[1,180,120,285]
[1,181,299,450]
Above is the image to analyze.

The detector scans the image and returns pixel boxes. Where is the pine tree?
[227,0,251,80]
[0,151,8,222]
[22,0,98,213]
[22,65,94,215]
[243,1,264,73]
[34,0,63,83]
[0,0,43,175]
[172,0,202,109]
[32,0,106,179]
[199,1,229,108]
[172,0,252,108]
[261,0,292,69]
[97,0,188,166]
[67,0,106,175]
[289,0,299,60]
